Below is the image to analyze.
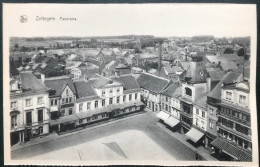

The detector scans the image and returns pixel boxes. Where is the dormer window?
[185,87,192,96]
[239,95,246,105]
[226,91,232,100]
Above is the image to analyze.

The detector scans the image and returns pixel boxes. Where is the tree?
[237,48,245,57]
[14,43,19,51]
[224,48,234,54]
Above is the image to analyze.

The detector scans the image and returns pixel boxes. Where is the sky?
[3,4,257,38]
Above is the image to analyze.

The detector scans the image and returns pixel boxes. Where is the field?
[31,130,175,161]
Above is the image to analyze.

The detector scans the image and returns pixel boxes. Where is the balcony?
[219,111,250,127]
[218,123,251,141]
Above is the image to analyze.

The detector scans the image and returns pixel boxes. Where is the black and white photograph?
[3,3,258,166]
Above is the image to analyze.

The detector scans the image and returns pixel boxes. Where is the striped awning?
[185,128,204,143]
[164,116,180,128]
[211,137,252,162]
[157,111,170,121]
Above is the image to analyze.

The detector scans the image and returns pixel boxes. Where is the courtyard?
[11,110,197,162]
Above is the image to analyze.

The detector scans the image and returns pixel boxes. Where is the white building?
[10,71,49,145]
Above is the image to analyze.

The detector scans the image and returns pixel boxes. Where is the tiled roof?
[20,71,47,92]
[112,75,140,91]
[219,61,238,71]
[74,79,98,99]
[163,66,183,74]
[208,70,226,81]
[208,72,241,100]
[137,73,170,94]
[183,62,207,83]
[195,93,208,109]
[44,76,76,97]
[179,61,190,70]
[211,137,252,162]
[161,82,181,97]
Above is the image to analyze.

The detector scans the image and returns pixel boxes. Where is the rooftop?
[137,72,171,94]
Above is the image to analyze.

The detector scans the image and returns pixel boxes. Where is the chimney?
[41,74,45,83]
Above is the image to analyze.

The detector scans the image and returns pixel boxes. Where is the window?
[102,90,105,96]
[95,100,98,108]
[38,109,43,122]
[123,95,126,102]
[109,98,113,105]
[87,102,91,110]
[129,94,132,101]
[117,88,120,93]
[66,89,69,95]
[239,95,246,105]
[11,101,17,109]
[202,111,205,118]
[185,87,192,96]
[117,97,120,103]
[196,118,198,126]
[69,108,73,115]
[26,111,32,125]
[102,113,106,118]
[87,117,91,122]
[92,115,98,120]
[196,109,199,115]
[166,97,168,102]
[69,97,72,103]
[79,103,83,111]
[39,126,43,134]
[155,105,158,111]
[25,99,32,107]
[209,108,214,115]
[66,98,69,104]
[110,89,113,94]
[55,99,58,105]
[60,109,65,116]
[162,103,165,110]
[51,100,54,106]
[226,91,232,100]
[37,97,43,104]
[62,98,65,104]
[209,120,213,129]
[102,99,105,107]
[135,93,138,100]
[165,104,168,111]
[11,115,17,128]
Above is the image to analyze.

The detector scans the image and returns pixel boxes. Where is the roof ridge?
[142,72,170,82]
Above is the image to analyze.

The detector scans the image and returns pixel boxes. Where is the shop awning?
[50,106,59,112]
[50,115,78,126]
[164,116,180,128]
[157,111,170,121]
[211,137,252,162]
[185,127,204,143]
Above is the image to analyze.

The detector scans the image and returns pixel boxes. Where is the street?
[11,111,196,161]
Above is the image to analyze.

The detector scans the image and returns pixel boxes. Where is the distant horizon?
[10,35,251,39]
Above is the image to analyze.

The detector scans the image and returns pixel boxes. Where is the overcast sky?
[3,4,256,38]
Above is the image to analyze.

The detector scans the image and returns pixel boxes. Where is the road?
[11,110,196,160]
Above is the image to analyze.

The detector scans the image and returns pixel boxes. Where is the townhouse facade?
[179,62,209,134]
[44,76,77,131]
[210,71,252,161]
[158,83,182,131]
[73,75,143,127]
[10,71,49,145]
[137,72,172,113]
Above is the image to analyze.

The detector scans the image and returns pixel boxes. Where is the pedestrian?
[195,151,199,160]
